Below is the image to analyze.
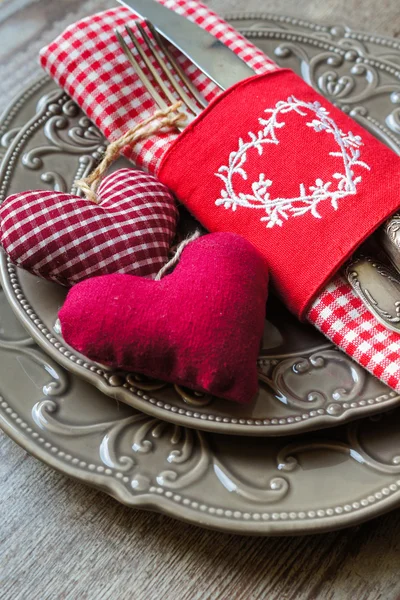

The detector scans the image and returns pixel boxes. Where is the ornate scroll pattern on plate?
[0,289,68,398]
[277,419,400,475]
[0,85,106,202]
[62,341,367,415]
[30,392,400,509]
[22,92,105,193]
[32,396,289,503]
[258,348,365,413]
[226,14,400,68]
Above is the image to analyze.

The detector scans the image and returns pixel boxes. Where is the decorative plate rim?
[3,394,400,536]
[227,12,400,58]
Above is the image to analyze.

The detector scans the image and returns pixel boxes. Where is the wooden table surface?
[1,1,400,598]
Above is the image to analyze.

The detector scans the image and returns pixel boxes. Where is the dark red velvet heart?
[59,232,269,404]
[0,168,177,286]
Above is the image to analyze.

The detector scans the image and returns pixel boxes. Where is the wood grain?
[1,1,400,599]
[2,434,400,600]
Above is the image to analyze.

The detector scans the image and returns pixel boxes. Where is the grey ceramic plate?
[2,16,400,436]
[2,239,400,535]
[2,15,400,535]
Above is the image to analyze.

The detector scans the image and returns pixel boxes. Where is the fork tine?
[125,25,180,109]
[145,20,210,109]
[115,29,168,111]
[135,22,200,116]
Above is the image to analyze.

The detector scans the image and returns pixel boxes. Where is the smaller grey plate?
[2,17,400,436]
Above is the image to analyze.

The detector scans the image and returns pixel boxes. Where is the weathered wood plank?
[2,432,400,600]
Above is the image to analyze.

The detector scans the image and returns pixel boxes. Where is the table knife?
[117,0,254,89]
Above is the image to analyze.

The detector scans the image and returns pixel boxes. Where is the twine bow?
[75,102,186,203]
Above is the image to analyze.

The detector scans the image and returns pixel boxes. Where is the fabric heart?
[59,232,269,404]
[0,168,178,286]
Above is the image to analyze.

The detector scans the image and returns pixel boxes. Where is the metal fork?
[116,22,400,333]
[115,21,208,128]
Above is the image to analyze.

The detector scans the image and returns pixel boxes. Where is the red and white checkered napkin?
[40,0,277,174]
[40,0,400,392]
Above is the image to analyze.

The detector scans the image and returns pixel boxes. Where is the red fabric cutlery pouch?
[157,69,400,319]
[39,0,400,393]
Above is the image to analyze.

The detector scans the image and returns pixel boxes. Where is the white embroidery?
[215,96,370,228]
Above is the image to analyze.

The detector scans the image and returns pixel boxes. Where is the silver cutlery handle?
[379,215,400,272]
[345,253,400,332]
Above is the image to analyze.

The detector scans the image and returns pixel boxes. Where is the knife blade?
[117,0,255,89]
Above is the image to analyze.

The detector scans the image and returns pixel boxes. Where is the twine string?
[75,102,186,203]
[155,230,202,280]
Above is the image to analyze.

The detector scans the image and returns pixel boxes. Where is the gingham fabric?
[39,0,278,174]
[0,169,178,286]
[309,275,400,390]
[39,0,400,393]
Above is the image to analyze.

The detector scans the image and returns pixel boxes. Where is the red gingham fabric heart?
[39,1,400,394]
[0,169,178,286]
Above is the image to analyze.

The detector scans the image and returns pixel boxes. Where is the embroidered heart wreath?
[158,69,400,318]
[215,97,370,228]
